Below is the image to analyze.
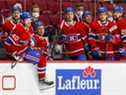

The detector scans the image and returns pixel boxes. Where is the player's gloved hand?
[105,34,113,42]
[19,40,29,45]
[58,35,65,44]
[84,44,91,53]
[90,47,101,60]
[91,51,100,60]
[119,48,126,56]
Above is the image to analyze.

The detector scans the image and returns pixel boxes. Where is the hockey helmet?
[113,6,124,13]
[20,11,31,20]
[97,7,108,14]
[64,7,75,14]
[33,20,43,29]
[82,10,92,18]
[12,6,21,13]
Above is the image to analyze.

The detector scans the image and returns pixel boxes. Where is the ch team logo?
[56,66,101,95]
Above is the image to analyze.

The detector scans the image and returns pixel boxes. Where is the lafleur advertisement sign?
[56,66,101,95]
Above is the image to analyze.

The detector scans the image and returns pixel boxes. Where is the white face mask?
[108,16,113,22]
[77,11,83,17]
[32,12,40,18]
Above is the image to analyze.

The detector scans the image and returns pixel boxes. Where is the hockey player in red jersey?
[2,5,21,38]
[24,20,54,90]
[88,7,121,60]
[113,6,126,60]
[81,11,93,60]
[4,12,33,59]
[0,4,22,59]
[59,7,87,60]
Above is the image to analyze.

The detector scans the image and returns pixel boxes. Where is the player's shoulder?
[5,16,12,21]
[76,21,87,29]
[80,21,90,27]
[90,20,99,28]
[107,20,116,26]
[59,20,65,29]
[3,16,12,25]
[118,18,126,23]
[91,20,98,25]
[14,23,22,28]
[76,21,83,25]
[13,23,24,33]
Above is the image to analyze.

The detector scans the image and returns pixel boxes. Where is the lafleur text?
[57,76,100,90]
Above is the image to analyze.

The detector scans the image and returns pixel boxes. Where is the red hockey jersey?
[2,19,16,34]
[116,18,126,48]
[89,20,121,55]
[116,18,126,60]
[33,35,47,52]
[60,20,87,56]
[80,22,91,34]
[4,23,33,55]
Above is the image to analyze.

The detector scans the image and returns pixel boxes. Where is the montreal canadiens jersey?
[60,20,87,56]
[4,23,33,54]
[89,20,121,54]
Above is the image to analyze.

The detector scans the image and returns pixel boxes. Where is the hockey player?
[81,11,93,60]
[31,4,40,22]
[88,7,121,60]
[1,5,22,59]
[2,5,21,37]
[24,20,54,90]
[59,7,87,60]
[82,11,93,25]
[4,12,33,59]
[75,4,84,21]
[113,6,126,60]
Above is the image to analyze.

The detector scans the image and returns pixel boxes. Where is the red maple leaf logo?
[83,66,96,78]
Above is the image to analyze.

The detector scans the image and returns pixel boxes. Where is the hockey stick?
[11,55,23,69]
[11,60,18,69]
